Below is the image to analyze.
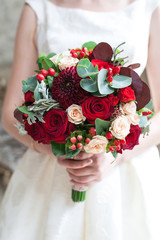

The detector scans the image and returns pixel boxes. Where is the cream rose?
[110,116,130,139]
[84,135,108,154]
[66,104,86,125]
[127,114,141,125]
[50,51,79,71]
[120,101,137,115]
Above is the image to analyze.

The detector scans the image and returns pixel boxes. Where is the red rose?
[25,121,48,144]
[43,108,73,143]
[24,91,35,105]
[122,125,141,150]
[117,87,135,103]
[81,96,114,124]
[108,94,119,106]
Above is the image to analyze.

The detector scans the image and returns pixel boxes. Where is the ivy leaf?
[112,75,132,89]
[22,75,37,93]
[77,59,98,79]
[80,78,98,93]
[95,118,110,135]
[41,58,56,71]
[97,69,114,95]
[51,141,66,157]
[82,41,97,51]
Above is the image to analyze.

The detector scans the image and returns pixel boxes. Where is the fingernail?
[87,159,93,164]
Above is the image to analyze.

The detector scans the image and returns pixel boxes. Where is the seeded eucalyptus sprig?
[112,42,129,66]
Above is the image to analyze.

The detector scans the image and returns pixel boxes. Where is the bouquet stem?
[72,189,86,202]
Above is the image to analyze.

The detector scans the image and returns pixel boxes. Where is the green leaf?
[51,141,66,157]
[41,58,55,71]
[34,82,42,101]
[111,150,118,159]
[82,41,97,51]
[47,52,56,58]
[22,75,37,93]
[56,53,63,65]
[17,105,30,114]
[92,91,108,97]
[80,78,98,93]
[97,69,114,95]
[77,59,98,79]
[65,146,81,158]
[47,75,54,89]
[95,118,110,135]
[112,75,132,89]
[37,53,46,69]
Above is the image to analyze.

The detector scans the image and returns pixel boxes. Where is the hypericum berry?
[89,127,96,136]
[113,140,120,146]
[142,111,152,116]
[116,145,121,151]
[85,138,91,144]
[72,52,78,58]
[77,135,83,141]
[41,69,48,77]
[113,66,120,75]
[77,143,83,149]
[120,139,126,144]
[37,73,45,81]
[48,68,56,76]
[105,132,113,139]
[70,137,77,144]
[109,146,115,152]
[70,145,76,150]
[79,51,85,58]
[23,113,28,118]
[82,47,88,53]
[107,76,113,82]
[70,49,76,54]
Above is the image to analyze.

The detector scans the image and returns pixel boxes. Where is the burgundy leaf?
[14,109,23,123]
[92,42,113,62]
[128,63,141,70]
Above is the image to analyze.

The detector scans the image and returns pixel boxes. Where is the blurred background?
[0,0,158,203]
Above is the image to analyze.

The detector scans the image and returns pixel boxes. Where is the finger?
[58,158,93,169]
[73,152,94,160]
[68,172,96,184]
[67,166,94,177]
[70,180,97,188]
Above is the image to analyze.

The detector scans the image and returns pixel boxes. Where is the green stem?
[72,189,86,202]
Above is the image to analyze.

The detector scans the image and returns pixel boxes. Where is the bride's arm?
[122,5,160,161]
[1,4,52,155]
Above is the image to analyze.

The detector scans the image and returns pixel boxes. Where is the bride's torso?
[26,0,159,76]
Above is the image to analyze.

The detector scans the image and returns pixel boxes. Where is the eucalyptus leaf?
[112,75,132,89]
[22,75,37,93]
[77,59,98,79]
[139,116,148,128]
[144,100,153,111]
[80,78,98,93]
[51,141,66,157]
[95,118,110,135]
[97,69,114,95]
[82,41,97,51]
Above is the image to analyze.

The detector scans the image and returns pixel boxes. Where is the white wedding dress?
[1,0,160,239]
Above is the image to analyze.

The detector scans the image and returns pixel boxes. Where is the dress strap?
[25,0,45,25]
[146,0,160,14]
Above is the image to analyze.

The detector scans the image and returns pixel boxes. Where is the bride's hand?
[58,152,122,187]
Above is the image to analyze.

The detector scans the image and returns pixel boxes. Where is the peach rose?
[50,51,79,71]
[120,101,137,115]
[84,135,108,154]
[66,104,86,125]
[110,116,130,139]
[127,114,141,125]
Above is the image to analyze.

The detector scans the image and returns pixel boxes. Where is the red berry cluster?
[37,68,56,82]
[70,134,92,150]
[70,47,92,59]
[142,111,152,116]
[106,66,120,84]
[105,132,126,152]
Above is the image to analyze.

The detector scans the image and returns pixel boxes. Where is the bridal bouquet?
[14,41,153,202]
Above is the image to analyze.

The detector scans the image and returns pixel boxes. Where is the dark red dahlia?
[51,66,89,109]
